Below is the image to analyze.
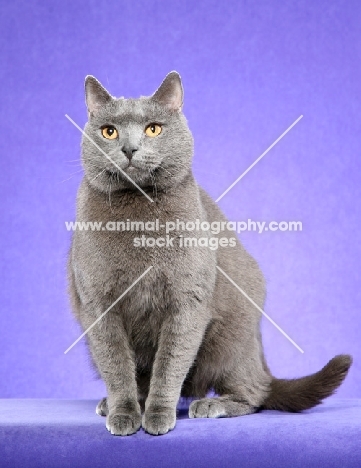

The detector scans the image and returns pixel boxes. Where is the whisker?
[144,160,173,177]
[159,165,173,176]
[148,168,157,200]
[60,168,84,183]
[65,157,98,164]
[108,180,112,209]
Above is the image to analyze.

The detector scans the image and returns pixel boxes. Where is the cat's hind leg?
[189,335,271,419]
[189,370,269,418]
[189,395,256,418]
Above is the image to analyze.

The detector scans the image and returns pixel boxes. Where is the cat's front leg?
[82,309,141,436]
[143,303,209,435]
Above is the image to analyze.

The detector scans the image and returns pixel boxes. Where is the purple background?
[0,0,360,399]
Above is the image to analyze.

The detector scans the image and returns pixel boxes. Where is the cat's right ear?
[85,76,112,118]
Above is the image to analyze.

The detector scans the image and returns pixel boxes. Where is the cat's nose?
[121,145,138,161]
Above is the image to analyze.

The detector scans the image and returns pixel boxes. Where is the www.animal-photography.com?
[1,1,360,467]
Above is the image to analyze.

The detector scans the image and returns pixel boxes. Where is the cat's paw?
[189,398,227,418]
[106,410,142,436]
[96,397,108,416]
[189,397,254,418]
[142,408,176,435]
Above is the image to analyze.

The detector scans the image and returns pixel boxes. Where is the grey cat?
[68,71,352,436]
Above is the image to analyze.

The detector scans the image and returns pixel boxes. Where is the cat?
[68,71,352,436]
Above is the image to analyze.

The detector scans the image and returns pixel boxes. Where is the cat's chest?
[74,186,198,278]
[72,180,214,309]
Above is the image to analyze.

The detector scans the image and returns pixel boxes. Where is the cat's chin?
[86,167,155,193]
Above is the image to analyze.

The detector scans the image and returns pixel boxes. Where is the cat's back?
[197,183,265,299]
[198,186,228,224]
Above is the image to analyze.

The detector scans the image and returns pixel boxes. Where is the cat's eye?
[145,123,162,137]
[101,126,118,140]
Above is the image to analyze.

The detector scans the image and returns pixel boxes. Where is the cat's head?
[81,71,194,195]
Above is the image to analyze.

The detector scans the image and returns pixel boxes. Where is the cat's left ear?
[85,76,112,117]
[152,71,183,111]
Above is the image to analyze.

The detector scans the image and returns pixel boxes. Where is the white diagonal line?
[64,266,153,354]
[216,266,304,353]
[216,115,303,203]
[65,114,154,203]
[90,169,106,183]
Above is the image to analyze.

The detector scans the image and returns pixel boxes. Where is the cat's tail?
[262,354,352,412]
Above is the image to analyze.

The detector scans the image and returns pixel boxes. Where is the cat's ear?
[152,71,183,111]
[85,76,112,117]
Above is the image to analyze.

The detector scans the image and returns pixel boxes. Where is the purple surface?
[0,0,360,400]
[0,399,360,467]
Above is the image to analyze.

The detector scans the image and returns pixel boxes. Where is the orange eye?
[145,123,162,137]
[101,126,118,139]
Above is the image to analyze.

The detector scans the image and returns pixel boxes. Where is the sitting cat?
[68,71,352,436]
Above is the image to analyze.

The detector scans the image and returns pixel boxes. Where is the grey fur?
[68,72,352,436]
